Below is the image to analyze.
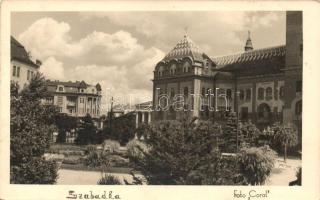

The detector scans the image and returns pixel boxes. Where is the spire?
[244,30,253,51]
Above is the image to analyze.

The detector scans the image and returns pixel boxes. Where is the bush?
[126,139,148,159]
[98,174,122,185]
[237,146,276,185]
[11,157,58,184]
[84,151,109,168]
[85,145,97,154]
[103,140,120,153]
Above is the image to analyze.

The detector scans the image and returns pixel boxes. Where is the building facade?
[44,80,102,119]
[10,36,41,90]
[152,12,302,141]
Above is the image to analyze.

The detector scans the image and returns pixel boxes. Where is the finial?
[244,30,253,51]
[184,26,188,37]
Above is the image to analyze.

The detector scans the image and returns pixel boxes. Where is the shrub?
[11,157,58,184]
[98,174,122,185]
[84,151,110,168]
[85,145,97,154]
[103,140,120,153]
[237,146,277,185]
[126,139,148,159]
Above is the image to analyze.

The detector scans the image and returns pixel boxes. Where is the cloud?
[18,18,149,66]
[80,11,284,54]
[40,57,65,80]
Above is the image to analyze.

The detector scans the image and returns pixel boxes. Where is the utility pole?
[235,76,239,153]
[109,97,114,133]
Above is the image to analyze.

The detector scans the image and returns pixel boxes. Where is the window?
[202,87,205,96]
[183,62,190,73]
[296,81,302,93]
[80,89,84,93]
[58,86,64,92]
[246,89,251,101]
[57,96,63,105]
[279,86,284,99]
[226,89,232,99]
[258,88,264,100]
[295,100,302,116]
[241,107,248,120]
[239,90,245,101]
[170,64,176,75]
[27,70,30,80]
[80,98,84,103]
[17,66,20,77]
[13,66,17,76]
[183,87,189,97]
[266,87,272,100]
[170,88,175,98]
[158,66,164,77]
[58,107,62,112]
[31,71,34,78]
[92,89,95,93]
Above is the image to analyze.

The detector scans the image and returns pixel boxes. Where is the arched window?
[158,66,164,77]
[183,87,189,97]
[295,100,302,116]
[170,64,176,75]
[246,89,251,101]
[258,88,264,100]
[257,103,271,123]
[279,86,284,99]
[239,90,245,101]
[202,87,205,96]
[170,88,175,98]
[266,87,272,100]
[226,89,232,99]
[183,61,190,73]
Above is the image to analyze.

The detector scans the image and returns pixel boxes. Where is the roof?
[211,45,286,68]
[135,101,152,111]
[162,34,205,62]
[11,36,40,68]
[46,80,88,88]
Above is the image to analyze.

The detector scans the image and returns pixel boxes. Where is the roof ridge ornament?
[244,30,254,51]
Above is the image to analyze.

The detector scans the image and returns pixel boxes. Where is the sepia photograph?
[8,10,303,186]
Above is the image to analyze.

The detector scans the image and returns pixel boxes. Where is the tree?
[102,113,136,145]
[239,120,261,148]
[237,146,276,185]
[55,113,77,143]
[10,73,59,184]
[220,112,240,153]
[271,123,298,162]
[129,118,244,185]
[76,114,97,145]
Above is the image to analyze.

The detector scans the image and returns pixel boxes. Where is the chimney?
[36,59,42,66]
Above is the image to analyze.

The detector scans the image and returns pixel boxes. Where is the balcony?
[67,101,76,107]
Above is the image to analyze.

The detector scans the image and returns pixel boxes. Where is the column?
[148,111,151,123]
[135,112,139,128]
[142,111,145,123]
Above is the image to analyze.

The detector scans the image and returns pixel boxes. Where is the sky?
[11,11,286,111]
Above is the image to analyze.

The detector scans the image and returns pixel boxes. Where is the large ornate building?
[152,11,302,140]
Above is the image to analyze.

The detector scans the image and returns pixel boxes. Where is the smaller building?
[10,36,41,90]
[44,80,102,119]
